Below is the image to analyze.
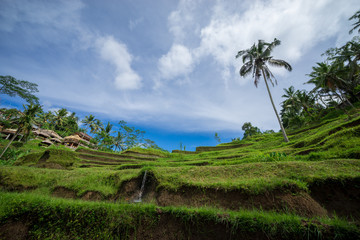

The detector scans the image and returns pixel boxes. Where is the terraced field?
[0,113,360,239]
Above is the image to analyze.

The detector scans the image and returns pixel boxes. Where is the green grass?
[0,107,360,238]
[0,166,140,197]
[0,191,358,240]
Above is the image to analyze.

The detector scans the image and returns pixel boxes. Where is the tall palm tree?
[349,10,360,34]
[236,38,292,142]
[307,62,353,107]
[81,115,103,134]
[54,108,68,129]
[0,104,41,159]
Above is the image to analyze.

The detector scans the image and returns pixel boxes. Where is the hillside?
[0,111,360,239]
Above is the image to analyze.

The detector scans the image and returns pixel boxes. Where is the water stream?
[133,170,147,203]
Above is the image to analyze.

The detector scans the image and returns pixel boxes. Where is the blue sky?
[0,0,358,151]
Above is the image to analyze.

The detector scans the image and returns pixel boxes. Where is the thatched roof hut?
[33,130,51,139]
[1,129,17,135]
[75,132,92,142]
[40,139,53,146]
[50,137,62,143]
[33,129,63,140]
[42,130,63,140]
[63,135,82,144]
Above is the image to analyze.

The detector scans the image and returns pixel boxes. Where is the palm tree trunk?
[0,129,20,159]
[262,69,289,142]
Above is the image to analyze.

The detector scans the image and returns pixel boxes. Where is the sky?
[0,0,358,151]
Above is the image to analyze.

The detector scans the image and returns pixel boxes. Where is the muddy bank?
[117,174,326,218]
[52,186,103,201]
[309,178,360,220]
[48,175,360,220]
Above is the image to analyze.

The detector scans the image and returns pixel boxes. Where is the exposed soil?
[156,187,327,218]
[77,153,133,163]
[48,175,360,221]
[328,118,360,135]
[117,165,143,170]
[33,162,66,169]
[196,143,252,152]
[116,175,327,218]
[216,154,245,160]
[81,191,103,201]
[0,220,29,240]
[187,162,209,166]
[52,186,77,199]
[77,149,158,161]
[309,178,360,220]
[131,212,270,240]
[79,160,124,166]
[296,148,315,155]
[122,150,162,158]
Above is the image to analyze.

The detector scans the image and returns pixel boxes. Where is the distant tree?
[82,115,103,134]
[0,75,39,104]
[214,132,221,143]
[0,104,41,159]
[236,38,292,142]
[241,122,261,139]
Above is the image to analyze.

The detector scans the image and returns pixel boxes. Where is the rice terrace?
[1,1,360,240]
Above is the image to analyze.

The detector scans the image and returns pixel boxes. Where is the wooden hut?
[63,135,83,149]
[75,132,92,143]
[0,128,23,141]
[40,139,53,147]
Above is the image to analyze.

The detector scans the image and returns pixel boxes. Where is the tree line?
[0,77,161,154]
[236,9,360,141]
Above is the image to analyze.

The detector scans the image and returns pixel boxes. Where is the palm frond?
[254,68,261,87]
[268,59,292,71]
[240,62,253,77]
[235,50,247,59]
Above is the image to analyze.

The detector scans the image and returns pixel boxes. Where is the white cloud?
[97,36,142,90]
[1,0,359,136]
[165,0,356,83]
[129,17,143,31]
[158,44,194,80]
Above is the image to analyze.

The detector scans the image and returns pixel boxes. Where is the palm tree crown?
[236,38,292,142]
[236,38,292,87]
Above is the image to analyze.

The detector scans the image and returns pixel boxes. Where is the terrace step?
[76,148,160,161]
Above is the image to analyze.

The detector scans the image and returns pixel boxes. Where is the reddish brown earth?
[0,220,29,240]
[116,175,327,218]
[47,175,360,220]
[309,178,360,220]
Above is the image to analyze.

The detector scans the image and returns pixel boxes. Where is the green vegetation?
[0,192,358,240]
[236,38,292,142]
[1,103,360,239]
[0,75,39,104]
[1,8,360,240]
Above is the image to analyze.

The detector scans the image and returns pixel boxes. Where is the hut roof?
[41,139,53,146]
[75,132,92,141]
[1,129,17,135]
[33,130,51,139]
[42,129,63,140]
[63,135,82,143]
[50,137,62,143]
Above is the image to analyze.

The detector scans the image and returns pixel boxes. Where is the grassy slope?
[0,111,360,239]
[0,192,358,240]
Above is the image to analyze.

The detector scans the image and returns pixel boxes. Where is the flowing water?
[133,170,147,203]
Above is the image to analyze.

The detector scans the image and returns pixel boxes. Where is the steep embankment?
[1,113,360,239]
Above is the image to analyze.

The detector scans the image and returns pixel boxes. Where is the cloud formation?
[158,44,194,80]
[97,36,142,90]
[0,0,358,134]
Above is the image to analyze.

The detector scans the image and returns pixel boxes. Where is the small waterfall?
[133,170,147,203]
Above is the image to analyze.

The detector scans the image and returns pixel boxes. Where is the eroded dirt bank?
[42,174,360,220]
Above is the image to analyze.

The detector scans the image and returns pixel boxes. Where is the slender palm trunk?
[262,69,289,142]
[0,129,20,159]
